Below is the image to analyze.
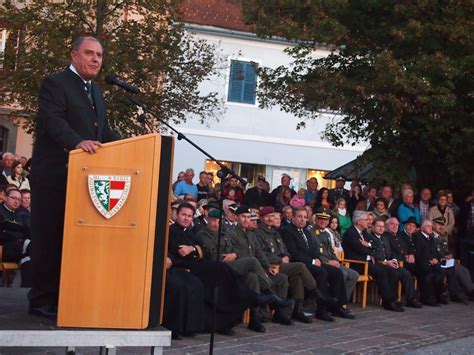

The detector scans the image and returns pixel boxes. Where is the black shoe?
[269,295,295,309]
[256,293,276,307]
[315,310,335,322]
[292,311,312,323]
[171,332,183,340]
[28,304,58,319]
[312,288,338,306]
[248,321,266,332]
[383,301,404,312]
[217,327,235,336]
[406,299,423,308]
[332,307,356,319]
[272,312,294,326]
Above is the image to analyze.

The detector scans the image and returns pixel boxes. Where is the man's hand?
[429,258,439,265]
[267,267,278,276]
[407,255,415,263]
[313,259,322,267]
[361,240,371,247]
[222,253,237,263]
[165,257,172,270]
[328,260,340,268]
[178,245,195,257]
[281,256,290,264]
[76,140,102,154]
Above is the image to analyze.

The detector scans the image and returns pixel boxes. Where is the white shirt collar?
[421,232,430,239]
[69,64,90,85]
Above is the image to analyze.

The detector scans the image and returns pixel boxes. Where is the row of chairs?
[0,246,21,287]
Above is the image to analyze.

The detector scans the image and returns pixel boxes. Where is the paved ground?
[0,287,473,354]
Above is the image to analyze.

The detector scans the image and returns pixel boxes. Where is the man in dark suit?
[281,207,347,322]
[244,176,271,208]
[342,211,404,312]
[371,218,421,308]
[414,219,447,306]
[27,37,120,318]
[328,176,350,205]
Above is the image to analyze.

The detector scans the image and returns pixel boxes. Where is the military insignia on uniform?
[88,175,131,219]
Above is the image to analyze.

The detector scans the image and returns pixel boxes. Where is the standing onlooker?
[7,161,31,190]
[373,197,390,220]
[223,176,244,204]
[380,185,398,217]
[334,198,351,236]
[174,169,198,199]
[418,188,433,222]
[274,186,293,211]
[429,191,455,237]
[172,171,185,192]
[398,189,421,230]
[270,174,296,205]
[0,152,14,185]
[446,190,460,218]
[328,176,350,205]
[304,177,318,207]
[315,187,332,210]
[196,171,211,201]
[244,176,271,208]
[348,183,363,216]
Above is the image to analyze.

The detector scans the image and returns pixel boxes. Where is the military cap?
[259,206,275,217]
[315,207,332,219]
[335,175,346,181]
[432,216,446,225]
[235,205,252,215]
[208,209,222,219]
[250,211,259,220]
[404,216,420,227]
[203,200,220,210]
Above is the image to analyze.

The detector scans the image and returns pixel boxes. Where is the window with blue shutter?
[227,60,257,105]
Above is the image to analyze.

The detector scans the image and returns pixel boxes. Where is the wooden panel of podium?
[57,134,173,329]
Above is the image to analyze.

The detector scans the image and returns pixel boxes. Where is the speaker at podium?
[57,133,174,329]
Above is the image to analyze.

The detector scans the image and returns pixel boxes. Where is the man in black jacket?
[372,219,421,308]
[28,37,120,318]
[281,207,344,322]
[342,211,404,312]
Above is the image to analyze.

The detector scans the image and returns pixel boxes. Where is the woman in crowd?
[327,216,344,257]
[7,161,30,190]
[315,187,332,210]
[446,190,460,218]
[334,198,352,235]
[348,184,363,216]
[397,189,421,229]
[373,197,390,220]
[429,191,455,236]
[274,186,293,211]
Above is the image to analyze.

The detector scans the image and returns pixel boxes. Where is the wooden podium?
[57,134,174,329]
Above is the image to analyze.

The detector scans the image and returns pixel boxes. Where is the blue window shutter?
[228,60,257,104]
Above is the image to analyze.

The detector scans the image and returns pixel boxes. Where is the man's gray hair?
[185,168,194,174]
[72,36,101,51]
[352,210,368,224]
[2,152,14,159]
[421,219,432,229]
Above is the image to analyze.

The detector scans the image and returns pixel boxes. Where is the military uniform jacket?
[253,224,290,265]
[397,230,416,257]
[383,232,407,262]
[431,232,450,259]
[225,225,270,269]
[368,233,395,261]
[194,227,233,261]
[312,228,339,264]
[0,204,30,243]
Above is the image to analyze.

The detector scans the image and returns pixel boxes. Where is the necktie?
[299,229,309,248]
[85,82,94,106]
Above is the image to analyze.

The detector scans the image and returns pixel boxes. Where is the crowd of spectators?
[165,168,474,339]
[0,152,32,287]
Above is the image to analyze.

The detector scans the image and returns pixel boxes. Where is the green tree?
[241,0,474,193]
[0,0,224,137]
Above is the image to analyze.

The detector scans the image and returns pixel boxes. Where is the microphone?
[105,74,140,94]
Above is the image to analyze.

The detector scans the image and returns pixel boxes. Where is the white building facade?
[171,23,365,190]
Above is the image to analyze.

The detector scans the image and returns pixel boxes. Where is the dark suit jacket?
[368,233,395,261]
[33,68,119,185]
[342,225,375,262]
[243,187,271,208]
[281,223,319,266]
[414,231,435,274]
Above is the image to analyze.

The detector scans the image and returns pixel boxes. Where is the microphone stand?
[128,95,246,355]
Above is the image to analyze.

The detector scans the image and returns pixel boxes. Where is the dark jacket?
[312,228,339,264]
[225,225,270,269]
[414,231,436,274]
[280,223,319,266]
[194,226,233,261]
[33,68,119,185]
[243,187,271,208]
[168,223,204,269]
[368,233,395,261]
[253,223,290,264]
[342,225,375,262]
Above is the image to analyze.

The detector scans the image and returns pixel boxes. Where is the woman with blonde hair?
[334,198,352,235]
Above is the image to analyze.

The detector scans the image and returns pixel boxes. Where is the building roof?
[181,0,252,32]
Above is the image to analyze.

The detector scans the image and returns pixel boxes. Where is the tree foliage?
[241,0,474,193]
[0,0,225,137]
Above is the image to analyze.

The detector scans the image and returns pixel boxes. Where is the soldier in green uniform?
[432,217,472,302]
[311,208,357,319]
[225,205,295,329]
[196,209,293,332]
[254,206,317,323]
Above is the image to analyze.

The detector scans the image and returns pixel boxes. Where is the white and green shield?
[88,175,131,219]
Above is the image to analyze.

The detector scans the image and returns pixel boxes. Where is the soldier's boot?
[248,307,265,333]
[292,300,312,323]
